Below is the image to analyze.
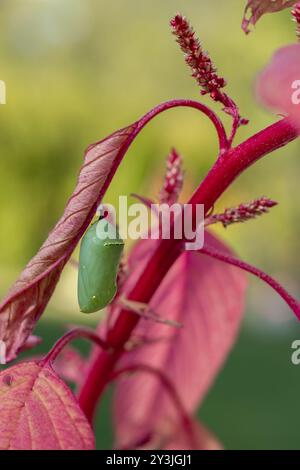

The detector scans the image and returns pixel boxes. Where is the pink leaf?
[123,418,223,450]
[164,420,223,451]
[0,123,137,362]
[113,232,247,449]
[53,346,87,387]
[20,335,43,352]
[0,361,94,449]
[256,44,300,129]
[242,0,296,34]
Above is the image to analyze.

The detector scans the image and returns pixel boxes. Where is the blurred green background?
[1,0,300,449]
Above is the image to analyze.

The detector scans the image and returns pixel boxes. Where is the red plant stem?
[200,246,300,319]
[78,117,298,421]
[132,99,229,153]
[109,364,196,449]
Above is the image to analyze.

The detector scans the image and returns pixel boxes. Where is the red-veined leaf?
[0,123,137,362]
[0,361,94,450]
[113,232,247,448]
[242,0,296,34]
[256,44,300,130]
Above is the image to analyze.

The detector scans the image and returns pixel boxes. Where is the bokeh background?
[0,0,300,449]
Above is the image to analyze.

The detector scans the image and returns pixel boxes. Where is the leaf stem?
[200,245,300,320]
[132,99,229,153]
[42,327,110,366]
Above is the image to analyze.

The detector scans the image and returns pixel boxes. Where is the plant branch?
[200,245,300,320]
[78,117,299,421]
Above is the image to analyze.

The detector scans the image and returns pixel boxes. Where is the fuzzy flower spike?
[292,2,300,40]
[159,148,184,206]
[206,197,278,228]
[170,14,248,144]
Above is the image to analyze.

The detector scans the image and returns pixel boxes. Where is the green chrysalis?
[78,217,124,313]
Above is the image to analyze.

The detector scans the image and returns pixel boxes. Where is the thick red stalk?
[78,117,298,421]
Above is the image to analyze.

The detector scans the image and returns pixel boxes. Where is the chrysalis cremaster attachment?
[78,218,124,313]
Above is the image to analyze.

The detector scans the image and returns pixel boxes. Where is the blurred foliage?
[1,0,300,449]
[21,319,300,450]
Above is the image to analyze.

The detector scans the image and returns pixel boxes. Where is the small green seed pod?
[78,218,124,313]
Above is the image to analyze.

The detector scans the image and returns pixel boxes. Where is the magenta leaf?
[121,418,222,450]
[113,232,247,449]
[163,420,223,451]
[0,361,94,449]
[256,44,300,130]
[20,335,43,352]
[242,0,296,33]
[53,346,87,387]
[0,123,137,362]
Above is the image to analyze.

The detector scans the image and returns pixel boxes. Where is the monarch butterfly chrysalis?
[78,217,124,313]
